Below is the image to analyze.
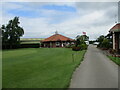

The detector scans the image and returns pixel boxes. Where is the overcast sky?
[1,1,119,40]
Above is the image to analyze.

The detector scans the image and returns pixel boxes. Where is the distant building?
[42,32,75,48]
[109,23,120,53]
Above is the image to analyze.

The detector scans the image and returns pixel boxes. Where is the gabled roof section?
[42,33,74,42]
[109,23,120,32]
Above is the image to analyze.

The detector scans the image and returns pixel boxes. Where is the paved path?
[69,45,118,88]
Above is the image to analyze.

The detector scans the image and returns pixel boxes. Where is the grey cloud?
[118,1,120,22]
[76,2,117,11]
[75,2,118,30]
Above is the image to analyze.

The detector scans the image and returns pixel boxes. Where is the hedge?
[20,43,40,48]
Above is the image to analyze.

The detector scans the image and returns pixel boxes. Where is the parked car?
[85,41,89,45]
[93,42,99,45]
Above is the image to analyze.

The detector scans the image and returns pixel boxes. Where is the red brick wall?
[43,41,74,48]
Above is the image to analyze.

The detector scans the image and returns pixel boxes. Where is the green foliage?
[75,38,80,47]
[72,35,89,51]
[72,43,88,51]
[101,38,110,48]
[3,48,86,88]
[1,17,24,49]
[97,35,111,49]
[108,56,120,66]
[97,35,105,43]
[71,44,76,47]
[76,35,89,41]
[75,35,89,46]
[79,43,88,50]
[65,44,72,48]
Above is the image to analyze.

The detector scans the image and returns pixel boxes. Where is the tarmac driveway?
[69,45,118,88]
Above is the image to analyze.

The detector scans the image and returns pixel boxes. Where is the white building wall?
[113,32,115,49]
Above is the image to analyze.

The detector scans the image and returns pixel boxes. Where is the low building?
[109,23,120,53]
[42,32,75,48]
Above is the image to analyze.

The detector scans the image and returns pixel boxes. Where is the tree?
[76,35,89,45]
[97,35,105,48]
[1,17,24,49]
[101,38,110,48]
[75,38,80,47]
[74,35,89,47]
[97,35,111,49]
[97,35,105,43]
[76,35,89,41]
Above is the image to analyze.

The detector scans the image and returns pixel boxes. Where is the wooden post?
[119,34,120,50]
[72,54,74,62]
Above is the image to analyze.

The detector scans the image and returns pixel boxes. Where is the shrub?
[65,44,72,48]
[97,38,110,49]
[101,38,110,48]
[65,44,77,48]
[72,46,81,51]
[80,44,88,50]
[71,45,76,48]
[72,43,88,51]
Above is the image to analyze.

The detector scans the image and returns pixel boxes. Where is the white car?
[85,41,89,45]
[93,42,99,45]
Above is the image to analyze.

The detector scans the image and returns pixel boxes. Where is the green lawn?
[108,56,120,66]
[3,48,86,88]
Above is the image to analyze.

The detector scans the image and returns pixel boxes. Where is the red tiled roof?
[42,34,74,42]
[109,23,120,32]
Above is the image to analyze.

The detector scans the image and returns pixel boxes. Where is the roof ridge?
[109,23,120,32]
[42,33,74,42]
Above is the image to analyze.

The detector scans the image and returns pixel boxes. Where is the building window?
[67,42,70,45]
[71,42,74,45]
[56,42,60,46]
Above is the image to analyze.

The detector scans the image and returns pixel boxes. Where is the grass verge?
[108,55,120,66]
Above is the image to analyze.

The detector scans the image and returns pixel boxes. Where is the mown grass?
[108,56,120,66]
[3,48,86,88]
